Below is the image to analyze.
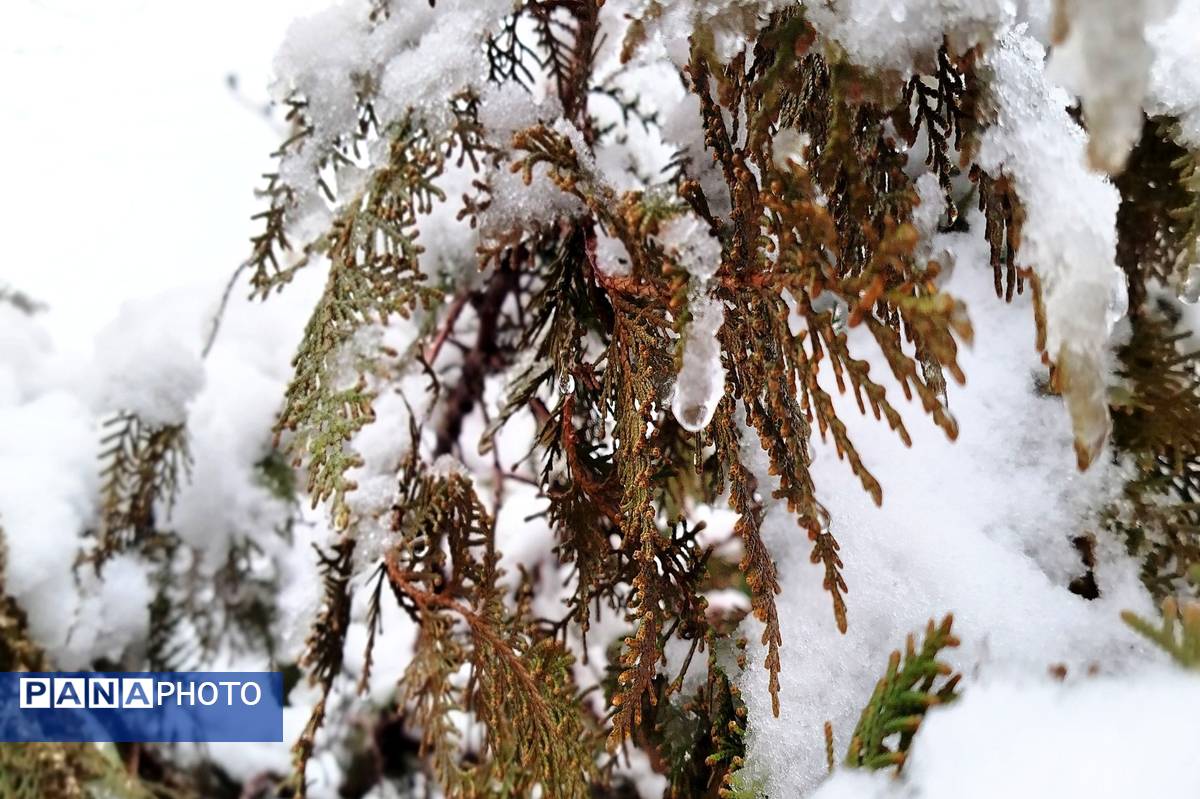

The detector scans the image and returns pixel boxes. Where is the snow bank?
[812,668,1200,798]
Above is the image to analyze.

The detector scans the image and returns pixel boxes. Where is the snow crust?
[803,0,1050,73]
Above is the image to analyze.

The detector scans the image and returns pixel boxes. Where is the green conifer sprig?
[844,615,961,772]
[1102,117,1200,600]
[274,117,450,530]
[1169,143,1200,297]
[292,536,356,797]
[647,644,750,799]
[248,92,380,298]
[1106,309,1200,599]
[1122,594,1200,669]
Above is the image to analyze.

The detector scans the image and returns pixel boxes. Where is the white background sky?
[0,0,324,350]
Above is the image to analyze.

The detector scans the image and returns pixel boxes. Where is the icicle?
[671,292,726,432]
[658,215,726,432]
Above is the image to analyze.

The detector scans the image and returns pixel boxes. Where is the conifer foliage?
[841,616,961,773]
[8,1,1200,798]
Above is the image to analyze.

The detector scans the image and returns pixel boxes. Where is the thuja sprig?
[505,16,976,730]
[649,642,750,799]
[274,116,447,530]
[972,169,1026,301]
[709,398,788,717]
[607,300,676,751]
[1106,308,1200,600]
[90,411,189,567]
[380,444,599,797]
[1169,135,1200,298]
[248,83,386,298]
[292,536,355,797]
[1122,595,1200,670]
[844,615,961,772]
[231,3,1147,794]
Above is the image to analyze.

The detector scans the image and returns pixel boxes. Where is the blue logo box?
[0,672,283,742]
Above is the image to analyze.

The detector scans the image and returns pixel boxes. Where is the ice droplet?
[558,371,576,395]
[1105,267,1128,334]
[672,397,713,432]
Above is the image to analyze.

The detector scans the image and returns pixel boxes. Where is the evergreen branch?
[293,537,356,798]
[275,118,447,529]
[1122,595,1200,669]
[91,412,190,567]
[711,398,785,717]
[844,615,961,772]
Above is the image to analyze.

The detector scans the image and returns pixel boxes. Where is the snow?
[661,90,732,218]
[737,218,1154,796]
[773,127,812,171]
[976,28,1125,468]
[417,162,485,279]
[672,293,726,432]
[658,214,721,282]
[1147,0,1200,146]
[0,388,99,662]
[595,230,634,277]
[912,171,946,248]
[6,0,1200,796]
[472,86,589,240]
[811,668,1200,798]
[478,82,554,141]
[76,553,154,665]
[377,8,490,132]
[273,0,516,230]
[170,356,289,569]
[803,0,1051,74]
[479,158,586,240]
[273,2,374,146]
[1047,0,1174,173]
[92,294,208,427]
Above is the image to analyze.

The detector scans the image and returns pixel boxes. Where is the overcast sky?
[0,0,325,350]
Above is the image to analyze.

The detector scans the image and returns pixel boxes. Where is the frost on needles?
[5,1,1200,798]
